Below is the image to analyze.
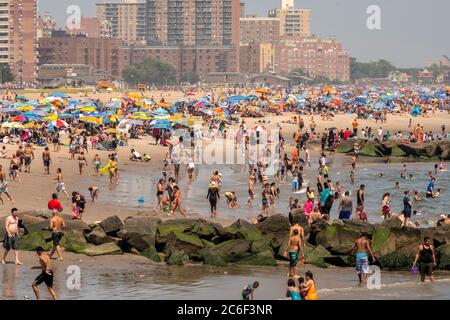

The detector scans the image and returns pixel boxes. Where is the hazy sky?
[38,0,450,68]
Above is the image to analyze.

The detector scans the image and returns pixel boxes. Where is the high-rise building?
[277,7,311,38]
[96,0,147,44]
[3,0,38,83]
[240,42,275,74]
[37,14,56,40]
[275,36,350,82]
[239,17,280,45]
[240,2,245,17]
[146,0,240,47]
[0,1,10,68]
[38,31,122,78]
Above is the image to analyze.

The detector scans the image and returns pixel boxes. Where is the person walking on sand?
[55,168,70,200]
[31,246,57,300]
[49,210,65,261]
[351,233,376,287]
[2,208,22,265]
[413,236,437,283]
[42,147,51,174]
[77,151,87,175]
[23,143,34,173]
[92,154,101,175]
[0,165,14,204]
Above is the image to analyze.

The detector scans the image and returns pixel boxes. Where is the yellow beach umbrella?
[80,107,96,113]
[1,122,24,129]
[44,113,58,121]
[17,106,34,111]
[23,122,38,128]
[105,128,119,133]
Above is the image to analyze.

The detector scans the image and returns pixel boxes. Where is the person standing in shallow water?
[351,233,376,287]
[413,237,436,282]
[206,181,220,218]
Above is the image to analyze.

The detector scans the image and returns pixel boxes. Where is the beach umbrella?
[185,92,195,96]
[253,125,266,132]
[122,119,144,125]
[1,122,23,129]
[256,89,271,94]
[23,122,38,129]
[0,107,17,113]
[22,113,42,120]
[79,106,96,113]
[158,102,172,108]
[17,105,34,111]
[105,128,119,133]
[13,115,27,122]
[51,119,69,127]
[444,86,450,92]
[16,96,29,102]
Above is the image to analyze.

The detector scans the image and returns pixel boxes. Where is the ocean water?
[6,155,446,300]
[91,156,449,226]
[2,260,449,300]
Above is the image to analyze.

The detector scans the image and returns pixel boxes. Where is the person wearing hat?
[207,181,220,218]
[437,214,450,227]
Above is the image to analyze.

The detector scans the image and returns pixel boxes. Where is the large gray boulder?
[79,242,123,256]
[85,226,114,245]
[100,216,124,236]
[118,216,161,251]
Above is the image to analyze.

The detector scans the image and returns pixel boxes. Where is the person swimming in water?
[401,164,407,179]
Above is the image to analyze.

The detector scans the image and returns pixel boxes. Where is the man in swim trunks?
[351,233,376,287]
[49,210,65,261]
[285,229,301,278]
[2,208,22,265]
[31,246,57,300]
[42,147,51,174]
[23,143,34,173]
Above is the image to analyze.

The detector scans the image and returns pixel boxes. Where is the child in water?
[88,186,99,202]
[225,191,239,208]
[242,281,259,300]
[298,277,307,300]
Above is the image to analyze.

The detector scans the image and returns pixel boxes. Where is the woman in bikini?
[171,185,187,219]
[78,152,87,175]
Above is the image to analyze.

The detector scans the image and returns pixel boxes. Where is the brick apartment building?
[275,36,350,82]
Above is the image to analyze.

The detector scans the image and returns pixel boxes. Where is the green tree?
[123,59,177,85]
[180,72,200,84]
[350,58,396,80]
[0,63,14,83]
